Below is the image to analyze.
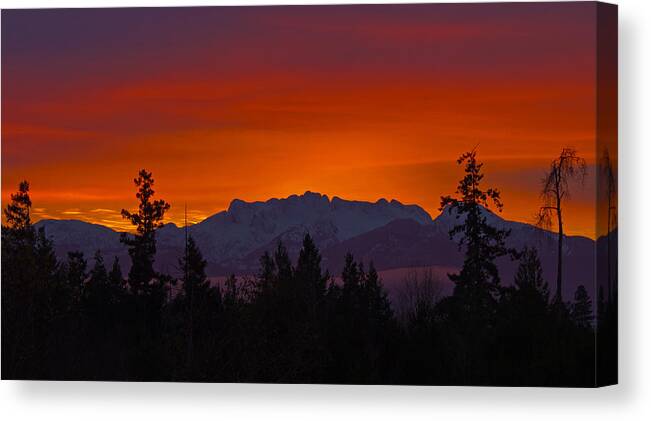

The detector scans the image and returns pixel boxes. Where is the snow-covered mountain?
[35,191,433,273]
[189,191,433,264]
[34,192,596,299]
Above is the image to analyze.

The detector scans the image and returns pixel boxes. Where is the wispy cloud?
[62,209,83,215]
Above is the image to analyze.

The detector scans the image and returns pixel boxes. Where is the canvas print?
[1,2,617,386]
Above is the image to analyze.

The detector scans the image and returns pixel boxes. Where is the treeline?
[1,152,617,385]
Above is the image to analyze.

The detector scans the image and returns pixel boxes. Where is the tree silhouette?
[514,246,549,303]
[89,251,108,286]
[65,251,87,303]
[179,235,208,370]
[2,181,36,377]
[176,234,221,377]
[85,252,108,309]
[108,256,125,290]
[120,169,170,295]
[571,285,593,328]
[180,236,210,300]
[1,164,604,386]
[274,241,293,287]
[83,251,112,330]
[4,180,32,233]
[440,149,513,314]
[537,148,586,302]
[294,233,328,319]
[492,246,552,385]
[118,170,171,379]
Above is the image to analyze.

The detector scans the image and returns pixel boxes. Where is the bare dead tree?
[536,148,586,303]
[395,268,444,325]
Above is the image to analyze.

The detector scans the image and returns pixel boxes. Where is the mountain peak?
[302,190,328,201]
[227,198,247,213]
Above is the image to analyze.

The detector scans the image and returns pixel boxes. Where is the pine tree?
[514,246,549,302]
[274,241,293,287]
[363,262,393,323]
[257,251,276,296]
[2,181,38,377]
[84,251,109,307]
[178,235,212,375]
[494,247,552,385]
[4,180,33,233]
[65,251,87,302]
[571,285,593,328]
[330,254,394,383]
[89,251,108,285]
[109,256,125,290]
[82,251,114,333]
[179,236,210,301]
[341,252,361,297]
[120,169,170,295]
[440,149,513,314]
[294,233,328,317]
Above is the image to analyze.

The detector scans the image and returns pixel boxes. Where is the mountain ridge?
[34,191,596,299]
[35,191,435,267]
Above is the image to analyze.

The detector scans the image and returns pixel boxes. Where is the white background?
[0,0,649,420]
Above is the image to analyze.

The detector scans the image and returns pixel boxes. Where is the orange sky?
[2,3,601,237]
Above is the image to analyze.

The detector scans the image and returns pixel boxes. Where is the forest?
[1,150,617,386]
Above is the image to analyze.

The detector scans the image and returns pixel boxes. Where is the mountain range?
[35,191,596,301]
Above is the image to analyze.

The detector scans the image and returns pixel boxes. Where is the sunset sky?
[2,3,600,237]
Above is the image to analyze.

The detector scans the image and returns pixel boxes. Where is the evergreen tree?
[493,246,552,384]
[294,233,328,317]
[34,227,59,293]
[2,181,37,377]
[85,251,112,306]
[89,251,108,285]
[119,170,170,380]
[363,262,393,324]
[83,251,108,313]
[177,235,218,377]
[179,236,210,301]
[514,246,549,302]
[257,250,276,299]
[109,256,125,290]
[268,241,295,319]
[341,252,361,301]
[4,180,33,233]
[440,149,513,314]
[120,169,170,295]
[328,253,395,383]
[274,241,293,289]
[571,285,593,328]
[65,251,87,302]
